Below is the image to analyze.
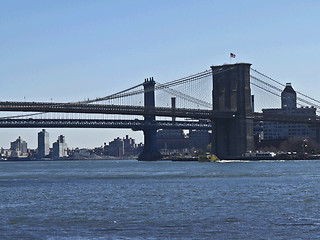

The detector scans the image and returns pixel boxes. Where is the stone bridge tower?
[211,63,254,158]
[138,78,162,161]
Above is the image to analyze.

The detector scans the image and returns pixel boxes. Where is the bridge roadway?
[252,112,320,124]
[0,118,212,130]
[1,101,320,124]
[0,101,234,119]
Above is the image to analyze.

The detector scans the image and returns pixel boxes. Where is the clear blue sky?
[1,0,320,149]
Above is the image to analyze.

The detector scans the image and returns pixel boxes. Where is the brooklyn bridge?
[1,63,319,160]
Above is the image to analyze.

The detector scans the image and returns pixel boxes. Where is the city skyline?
[1,0,320,148]
[1,130,146,160]
[1,130,143,151]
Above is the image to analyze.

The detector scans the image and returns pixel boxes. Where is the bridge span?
[1,63,319,160]
[0,101,234,119]
[1,102,320,124]
[0,118,212,130]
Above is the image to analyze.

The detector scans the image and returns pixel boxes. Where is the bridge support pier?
[211,63,254,159]
[139,127,162,161]
[138,78,162,161]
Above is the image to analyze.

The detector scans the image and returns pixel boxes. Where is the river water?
[1,159,320,239]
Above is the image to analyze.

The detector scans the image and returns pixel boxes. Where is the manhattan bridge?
[1,63,320,160]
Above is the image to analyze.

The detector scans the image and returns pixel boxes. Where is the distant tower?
[52,135,67,160]
[281,83,296,110]
[38,129,49,159]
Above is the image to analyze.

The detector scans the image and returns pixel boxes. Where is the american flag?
[230,53,236,58]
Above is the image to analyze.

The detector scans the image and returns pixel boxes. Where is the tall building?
[38,129,50,159]
[123,135,136,156]
[52,135,68,160]
[281,83,296,110]
[262,83,318,142]
[10,136,28,156]
[109,137,124,157]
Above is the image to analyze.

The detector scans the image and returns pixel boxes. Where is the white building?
[10,136,28,157]
[52,135,68,160]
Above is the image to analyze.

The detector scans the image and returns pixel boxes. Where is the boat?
[198,153,219,162]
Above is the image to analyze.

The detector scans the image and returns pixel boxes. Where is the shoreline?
[2,155,320,162]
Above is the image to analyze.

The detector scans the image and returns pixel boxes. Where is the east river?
[1,159,320,239]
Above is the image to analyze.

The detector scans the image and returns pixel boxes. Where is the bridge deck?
[0,101,234,119]
[0,118,212,130]
[253,112,320,124]
[0,102,319,124]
